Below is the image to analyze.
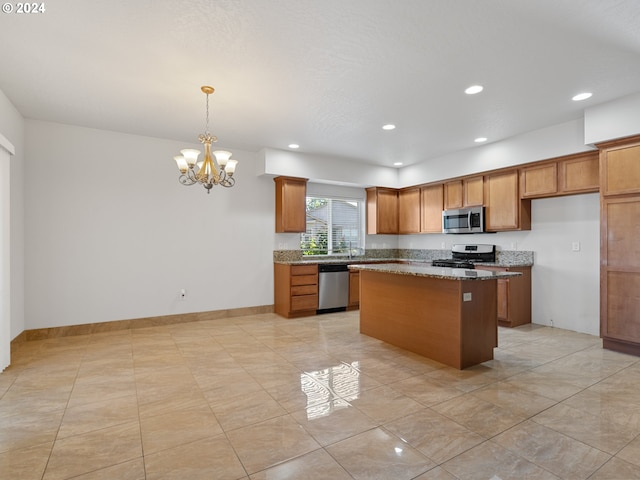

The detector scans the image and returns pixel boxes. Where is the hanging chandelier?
[173,86,238,194]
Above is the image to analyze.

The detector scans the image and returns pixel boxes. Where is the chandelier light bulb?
[174,155,189,174]
[225,159,238,175]
[180,149,200,168]
[213,150,232,167]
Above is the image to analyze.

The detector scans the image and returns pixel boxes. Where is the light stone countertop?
[348,262,523,281]
[274,257,390,265]
[273,249,534,268]
[273,257,533,268]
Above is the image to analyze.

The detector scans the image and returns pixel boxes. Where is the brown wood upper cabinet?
[520,162,558,198]
[601,141,640,196]
[484,170,531,231]
[274,176,308,233]
[366,187,399,234]
[398,187,421,234]
[520,151,599,199]
[420,183,444,233]
[464,176,484,206]
[444,181,463,209]
[444,176,483,209]
[397,184,444,234]
[558,151,599,194]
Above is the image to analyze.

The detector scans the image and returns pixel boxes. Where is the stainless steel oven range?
[431,244,496,269]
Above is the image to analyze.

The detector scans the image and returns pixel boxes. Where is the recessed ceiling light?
[465,85,484,95]
[393,162,403,166]
[572,92,592,101]
[288,144,300,149]
[382,124,396,130]
[474,137,488,143]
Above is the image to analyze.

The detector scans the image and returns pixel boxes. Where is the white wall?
[24,120,275,330]
[1,140,14,370]
[398,193,600,335]
[585,92,640,145]
[0,89,25,341]
[261,120,595,195]
[398,119,592,187]
[260,148,399,188]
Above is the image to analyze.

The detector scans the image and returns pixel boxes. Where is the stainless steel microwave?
[442,206,484,234]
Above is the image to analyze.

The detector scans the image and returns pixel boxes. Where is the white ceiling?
[1,0,640,167]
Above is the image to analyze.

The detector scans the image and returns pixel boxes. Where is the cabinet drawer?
[291,264,318,276]
[291,284,317,296]
[291,294,318,311]
[291,274,318,286]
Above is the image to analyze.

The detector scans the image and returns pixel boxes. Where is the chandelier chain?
[205,91,210,136]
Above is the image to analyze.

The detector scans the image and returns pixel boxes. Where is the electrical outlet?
[441,242,446,249]
[463,292,472,302]
[572,241,580,252]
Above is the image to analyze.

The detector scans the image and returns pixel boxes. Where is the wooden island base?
[359,270,498,369]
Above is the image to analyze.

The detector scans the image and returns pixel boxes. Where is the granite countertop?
[274,257,392,265]
[273,258,533,268]
[273,249,534,268]
[348,263,523,281]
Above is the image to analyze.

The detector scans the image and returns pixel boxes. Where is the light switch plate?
[463,292,472,302]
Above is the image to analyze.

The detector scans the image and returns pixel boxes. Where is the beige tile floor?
[2,310,640,479]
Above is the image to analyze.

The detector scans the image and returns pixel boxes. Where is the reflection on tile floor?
[2,310,640,479]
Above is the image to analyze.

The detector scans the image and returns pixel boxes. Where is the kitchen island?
[349,263,522,369]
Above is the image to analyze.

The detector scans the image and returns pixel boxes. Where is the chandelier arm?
[179,173,197,186]
[220,176,236,188]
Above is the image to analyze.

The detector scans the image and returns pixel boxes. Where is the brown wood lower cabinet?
[359,270,498,369]
[274,263,318,318]
[348,270,360,309]
[600,195,640,355]
[475,266,531,327]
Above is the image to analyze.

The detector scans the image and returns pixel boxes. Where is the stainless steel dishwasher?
[317,263,349,313]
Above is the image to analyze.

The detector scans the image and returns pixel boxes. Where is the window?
[301,196,362,256]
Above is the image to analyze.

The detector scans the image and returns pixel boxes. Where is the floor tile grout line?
[38,336,88,480]
[128,330,149,480]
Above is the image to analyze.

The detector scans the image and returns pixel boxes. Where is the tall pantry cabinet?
[599,135,640,356]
